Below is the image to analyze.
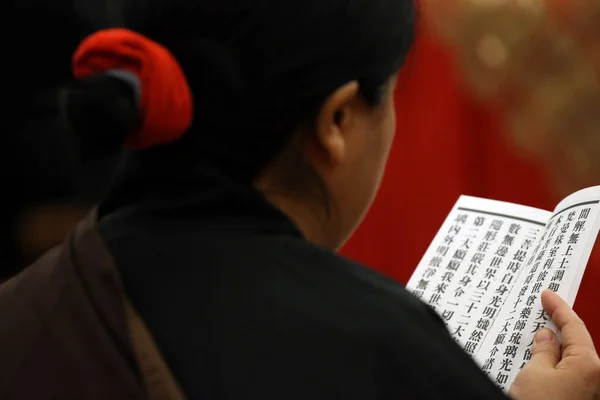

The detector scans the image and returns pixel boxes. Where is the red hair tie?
[72,28,194,149]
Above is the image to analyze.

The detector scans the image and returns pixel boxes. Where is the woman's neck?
[254,179,340,250]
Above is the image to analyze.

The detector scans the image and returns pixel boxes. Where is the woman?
[0,0,598,399]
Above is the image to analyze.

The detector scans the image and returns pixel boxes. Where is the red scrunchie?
[72,28,194,149]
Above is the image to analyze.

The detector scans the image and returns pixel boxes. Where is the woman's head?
[63,0,416,248]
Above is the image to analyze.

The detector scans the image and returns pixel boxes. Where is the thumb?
[529,328,561,368]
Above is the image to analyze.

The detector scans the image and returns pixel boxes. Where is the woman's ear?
[308,81,361,167]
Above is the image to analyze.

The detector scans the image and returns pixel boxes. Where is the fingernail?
[535,329,554,344]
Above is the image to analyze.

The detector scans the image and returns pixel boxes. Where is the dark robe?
[0,152,509,399]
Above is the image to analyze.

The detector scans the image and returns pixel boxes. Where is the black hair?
[62,0,416,182]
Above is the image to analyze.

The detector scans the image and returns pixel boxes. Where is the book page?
[406,196,551,356]
[475,186,600,392]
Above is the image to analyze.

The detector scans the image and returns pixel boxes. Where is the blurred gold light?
[422,0,600,194]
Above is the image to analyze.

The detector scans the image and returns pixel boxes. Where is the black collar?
[98,150,302,238]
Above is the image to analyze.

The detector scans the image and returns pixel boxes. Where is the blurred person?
[9,87,120,275]
[3,0,120,280]
[0,1,599,400]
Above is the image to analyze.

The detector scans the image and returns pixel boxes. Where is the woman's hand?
[509,289,600,400]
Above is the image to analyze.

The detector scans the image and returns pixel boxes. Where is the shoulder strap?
[123,298,188,400]
[78,208,187,400]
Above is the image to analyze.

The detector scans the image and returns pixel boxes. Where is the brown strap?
[72,209,185,399]
[124,299,187,400]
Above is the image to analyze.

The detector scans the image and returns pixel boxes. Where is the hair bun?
[62,74,139,157]
[71,28,194,150]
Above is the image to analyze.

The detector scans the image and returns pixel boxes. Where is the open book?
[406,186,600,392]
